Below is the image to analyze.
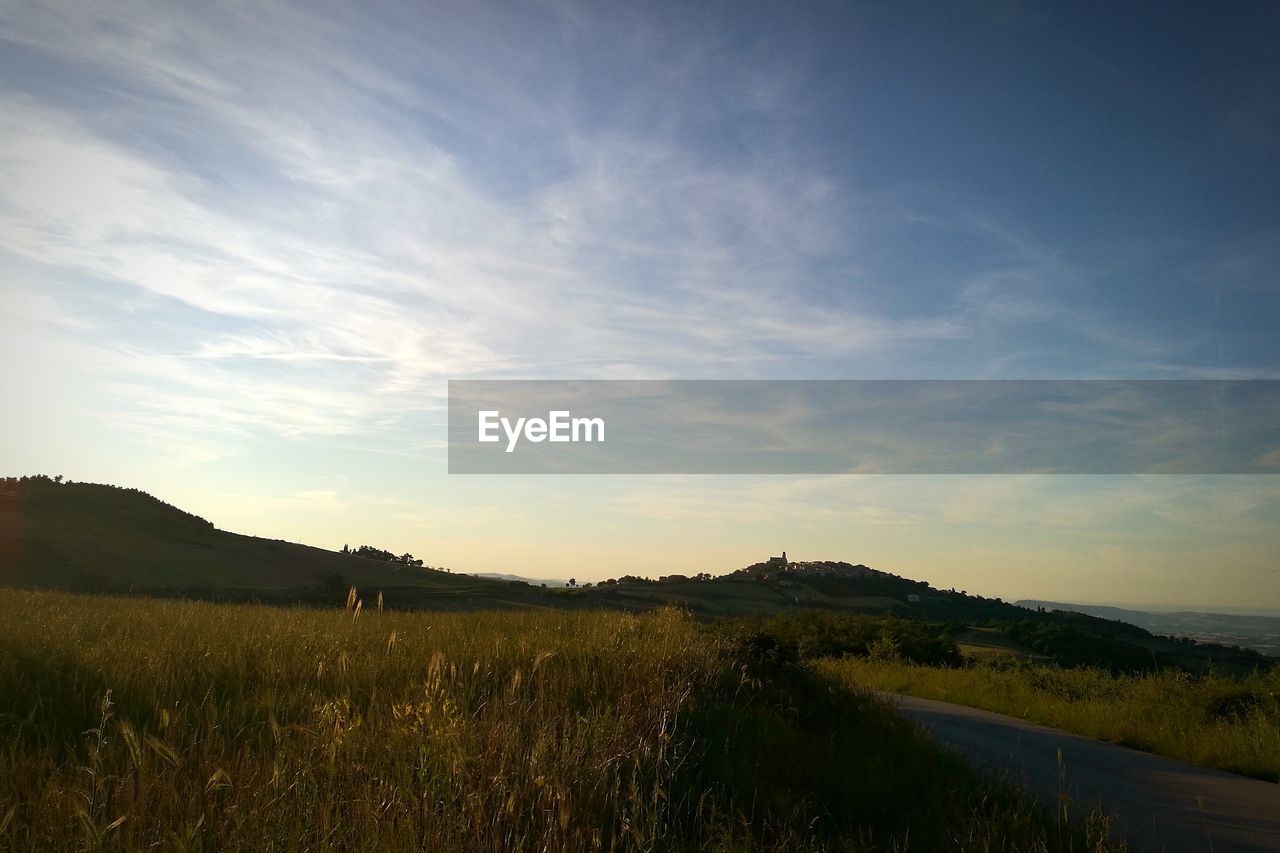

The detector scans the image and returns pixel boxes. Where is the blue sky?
[1,1,1278,608]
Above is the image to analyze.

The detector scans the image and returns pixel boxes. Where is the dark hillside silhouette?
[0,477,1270,674]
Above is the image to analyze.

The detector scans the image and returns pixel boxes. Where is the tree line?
[341,543,449,572]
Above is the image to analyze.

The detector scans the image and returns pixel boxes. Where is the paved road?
[885,693,1280,853]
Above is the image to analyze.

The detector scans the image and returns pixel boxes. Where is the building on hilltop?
[765,550,788,568]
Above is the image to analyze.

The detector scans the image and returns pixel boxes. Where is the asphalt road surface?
[886,692,1280,853]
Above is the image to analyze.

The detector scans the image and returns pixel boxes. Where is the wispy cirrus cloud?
[0,0,984,460]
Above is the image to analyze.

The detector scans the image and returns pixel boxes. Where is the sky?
[1,0,1278,609]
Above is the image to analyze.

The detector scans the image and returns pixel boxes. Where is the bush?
[719,611,962,666]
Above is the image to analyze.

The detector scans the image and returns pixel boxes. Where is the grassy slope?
[821,657,1280,782]
[955,626,1052,662]
[0,590,1124,851]
[0,480,536,604]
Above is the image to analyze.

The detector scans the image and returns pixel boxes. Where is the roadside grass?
[819,656,1280,782]
[0,589,1132,851]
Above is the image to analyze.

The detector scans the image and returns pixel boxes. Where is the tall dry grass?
[820,656,1280,781]
[0,593,721,850]
[0,590,1126,851]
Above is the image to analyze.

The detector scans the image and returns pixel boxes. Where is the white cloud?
[0,0,979,457]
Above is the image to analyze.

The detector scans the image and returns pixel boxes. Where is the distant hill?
[2,476,1272,674]
[469,572,570,587]
[0,477,537,609]
[556,560,1272,674]
[1018,600,1280,656]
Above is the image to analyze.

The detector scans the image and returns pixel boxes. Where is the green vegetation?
[953,627,1050,662]
[0,590,1125,851]
[717,611,964,666]
[819,657,1280,783]
[719,612,1279,782]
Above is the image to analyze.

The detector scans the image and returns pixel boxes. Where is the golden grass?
[820,656,1280,782]
[0,590,1128,851]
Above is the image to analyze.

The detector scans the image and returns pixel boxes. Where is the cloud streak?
[0,0,998,457]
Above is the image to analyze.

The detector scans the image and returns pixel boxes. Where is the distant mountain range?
[1017,600,1280,656]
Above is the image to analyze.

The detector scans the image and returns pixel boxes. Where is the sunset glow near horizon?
[2,1,1278,610]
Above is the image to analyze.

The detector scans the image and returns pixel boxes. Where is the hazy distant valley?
[1019,600,1280,656]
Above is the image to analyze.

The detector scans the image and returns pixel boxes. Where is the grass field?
[0,590,1125,851]
[820,657,1280,782]
[953,627,1050,662]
